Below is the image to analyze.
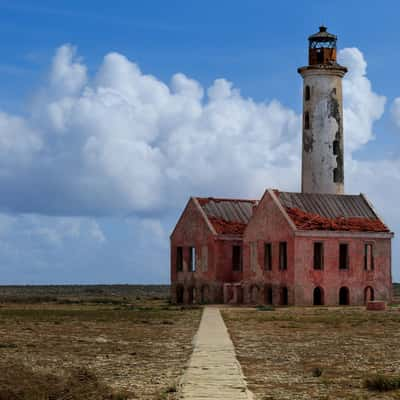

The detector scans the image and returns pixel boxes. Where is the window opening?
[232,245,242,271]
[189,247,196,272]
[313,287,324,305]
[279,242,287,270]
[305,86,311,101]
[333,168,340,183]
[314,242,324,270]
[304,112,310,129]
[333,140,339,155]
[364,244,374,271]
[281,287,288,305]
[339,243,349,269]
[265,286,273,305]
[264,243,272,270]
[339,287,350,305]
[364,286,374,304]
[176,247,183,272]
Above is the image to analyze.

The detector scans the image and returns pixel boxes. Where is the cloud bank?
[0,44,398,282]
[0,45,387,216]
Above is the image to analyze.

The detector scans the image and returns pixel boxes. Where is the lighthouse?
[298,26,347,194]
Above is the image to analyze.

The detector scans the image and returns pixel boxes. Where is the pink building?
[170,27,394,306]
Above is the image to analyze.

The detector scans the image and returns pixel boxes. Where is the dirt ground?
[0,287,201,400]
[222,306,400,400]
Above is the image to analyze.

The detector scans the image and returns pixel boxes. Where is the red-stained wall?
[241,190,392,306]
[294,234,392,305]
[214,239,244,283]
[170,198,243,303]
[171,193,392,306]
[243,191,296,304]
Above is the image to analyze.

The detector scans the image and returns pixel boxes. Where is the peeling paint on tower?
[298,26,347,194]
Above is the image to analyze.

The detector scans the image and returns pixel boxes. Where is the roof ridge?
[279,191,363,198]
[195,196,257,203]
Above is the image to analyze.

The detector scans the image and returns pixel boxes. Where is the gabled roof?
[275,191,389,232]
[196,197,257,235]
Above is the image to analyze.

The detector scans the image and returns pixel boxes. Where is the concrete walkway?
[179,307,253,400]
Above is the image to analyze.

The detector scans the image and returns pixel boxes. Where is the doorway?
[313,287,324,305]
[339,287,349,305]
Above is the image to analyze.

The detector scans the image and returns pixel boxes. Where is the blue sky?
[0,1,399,283]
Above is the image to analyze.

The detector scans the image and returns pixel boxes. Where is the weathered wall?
[294,234,392,305]
[170,199,217,303]
[241,191,392,306]
[242,191,296,305]
[170,199,243,304]
[299,67,346,194]
[214,238,244,283]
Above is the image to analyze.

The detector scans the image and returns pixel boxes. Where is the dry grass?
[222,306,400,400]
[393,283,400,305]
[0,287,201,400]
[0,365,130,400]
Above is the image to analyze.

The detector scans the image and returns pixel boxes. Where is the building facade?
[170,27,394,306]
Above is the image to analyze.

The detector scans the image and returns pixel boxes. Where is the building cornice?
[298,65,347,78]
[294,230,394,239]
[215,234,243,241]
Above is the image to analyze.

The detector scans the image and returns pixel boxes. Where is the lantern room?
[308,26,337,65]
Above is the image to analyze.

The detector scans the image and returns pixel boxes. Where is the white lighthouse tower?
[298,26,347,194]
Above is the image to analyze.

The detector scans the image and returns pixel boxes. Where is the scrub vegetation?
[222,299,400,400]
[0,285,201,400]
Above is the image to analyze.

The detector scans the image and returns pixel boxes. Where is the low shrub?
[364,374,400,392]
[311,367,323,377]
[256,305,275,311]
[0,364,131,400]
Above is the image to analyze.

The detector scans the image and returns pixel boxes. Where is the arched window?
[339,287,350,305]
[304,112,310,129]
[364,286,374,304]
[265,286,273,305]
[188,287,196,304]
[305,86,311,101]
[250,285,259,304]
[280,287,288,306]
[236,286,244,304]
[313,287,324,305]
[201,285,210,304]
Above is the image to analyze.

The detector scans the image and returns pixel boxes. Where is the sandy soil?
[0,299,201,399]
[222,306,400,400]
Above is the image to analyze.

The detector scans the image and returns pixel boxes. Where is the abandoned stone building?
[170,26,394,306]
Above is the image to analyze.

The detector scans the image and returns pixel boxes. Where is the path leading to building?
[179,307,253,400]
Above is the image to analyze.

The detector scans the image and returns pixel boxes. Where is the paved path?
[179,307,253,400]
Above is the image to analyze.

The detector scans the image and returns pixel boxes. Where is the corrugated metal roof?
[196,197,257,235]
[278,192,377,219]
[198,198,256,223]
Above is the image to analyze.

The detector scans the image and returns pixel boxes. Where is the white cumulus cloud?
[0,44,391,219]
[0,44,303,215]
[0,43,398,280]
[339,48,386,152]
[391,97,400,129]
